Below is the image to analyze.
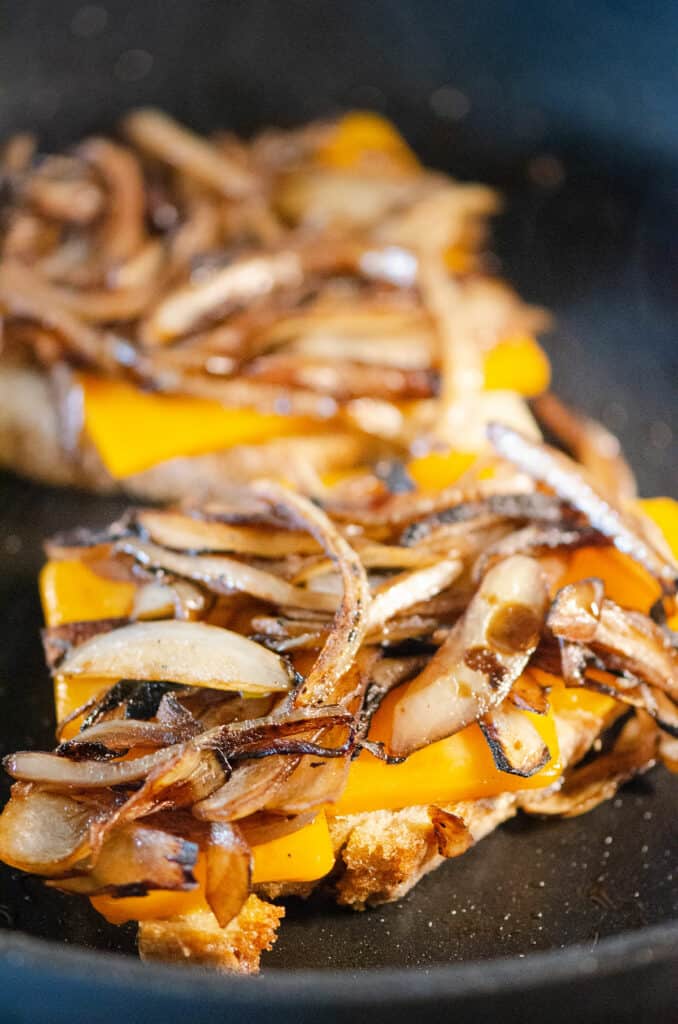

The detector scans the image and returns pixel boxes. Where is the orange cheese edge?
[484,333,551,397]
[334,685,563,816]
[39,561,334,889]
[77,335,549,480]
[77,373,316,479]
[316,111,420,172]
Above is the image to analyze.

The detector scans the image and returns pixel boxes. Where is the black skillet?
[0,1,676,1020]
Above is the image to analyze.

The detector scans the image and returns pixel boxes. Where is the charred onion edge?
[480,702,551,778]
[487,421,677,594]
[532,392,637,503]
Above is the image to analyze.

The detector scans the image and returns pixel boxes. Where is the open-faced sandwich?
[0,418,676,971]
[0,109,549,499]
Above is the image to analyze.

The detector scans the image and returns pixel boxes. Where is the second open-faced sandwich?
[0,414,676,971]
[0,109,549,499]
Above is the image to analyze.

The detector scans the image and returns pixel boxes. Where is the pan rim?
[0,917,675,1006]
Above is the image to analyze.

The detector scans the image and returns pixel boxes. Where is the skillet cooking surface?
[0,1,676,1018]
[0,167,675,972]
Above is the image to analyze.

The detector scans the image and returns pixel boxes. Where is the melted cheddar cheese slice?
[335,685,562,816]
[316,111,420,172]
[39,499,678,913]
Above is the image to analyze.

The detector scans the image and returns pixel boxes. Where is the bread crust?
[0,360,106,489]
[258,794,516,909]
[138,895,284,973]
[330,794,517,909]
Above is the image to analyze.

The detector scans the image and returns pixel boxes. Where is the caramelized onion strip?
[52,620,296,694]
[389,555,549,756]
[533,392,637,502]
[116,537,338,612]
[488,422,677,593]
[548,579,678,701]
[122,108,256,199]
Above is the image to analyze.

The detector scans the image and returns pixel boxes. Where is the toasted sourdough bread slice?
[138,702,616,972]
[330,794,517,909]
[0,360,367,501]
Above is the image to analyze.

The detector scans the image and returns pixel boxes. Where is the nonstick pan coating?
[0,1,675,1020]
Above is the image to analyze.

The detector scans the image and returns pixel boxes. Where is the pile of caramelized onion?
[0,109,548,469]
[1,421,676,924]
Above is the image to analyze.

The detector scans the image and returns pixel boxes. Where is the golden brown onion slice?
[25,155,104,225]
[130,578,209,622]
[366,558,462,634]
[79,137,146,266]
[192,708,354,822]
[289,326,433,370]
[115,538,337,613]
[57,716,202,756]
[548,578,606,644]
[50,823,199,897]
[203,822,252,927]
[389,555,548,756]
[53,620,296,694]
[0,261,110,368]
[252,481,370,706]
[549,579,678,700]
[0,786,107,875]
[472,523,605,582]
[194,484,369,820]
[122,108,256,198]
[7,706,351,797]
[488,422,678,594]
[480,700,551,777]
[5,747,184,788]
[136,509,320,557]
[429,807,474,858]
[244,353,436,401]
[131,581,177,621]
[141,251,302,345]
[509,672,550,715]
[43,618,128,671]
[263,650,379,816]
